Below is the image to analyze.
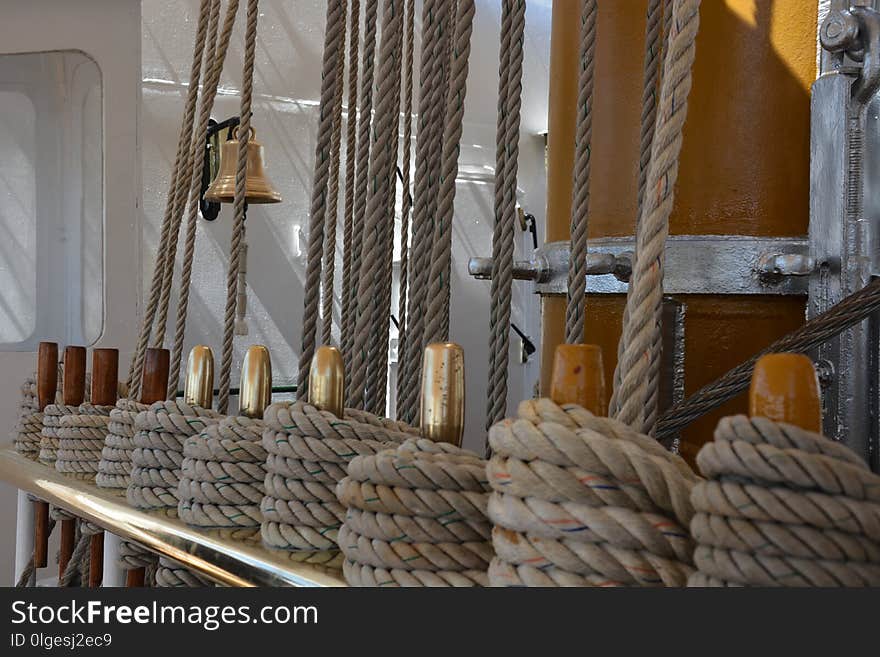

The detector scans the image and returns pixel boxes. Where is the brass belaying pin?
[239,345,272,419]
[749,353,821,432]
[549,343,607,416]
[420,343,466,447]
[309,346,344,418]
[184,345,215,409]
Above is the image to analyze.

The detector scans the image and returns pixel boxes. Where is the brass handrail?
[0,449,344,587]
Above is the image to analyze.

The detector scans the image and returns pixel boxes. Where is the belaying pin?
[549,344,607,416]
[184,345,215,409]
[239,345,272,419]
[420,343,466,447]
[749,353,821,432]
[308,346,345,418]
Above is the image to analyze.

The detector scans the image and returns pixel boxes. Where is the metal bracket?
[468,235,812,296]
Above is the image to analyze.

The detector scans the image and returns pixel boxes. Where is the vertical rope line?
[398,0,454,423]
[344,0,379,400]
[369,0,407,415]
[637,0,664,215]
[168,0,242,397]
[348,0,406,410]
[395,0,416,418]
[341,0,361,368]
[563,0,597,347]
[128,0,212,396]
[297,0,348,399]
[218,0,260,413]
[322,5,349,348]
[423,0,476,346]
[153,0,217,348]
[486,0,527,433]
[610,0,701,433]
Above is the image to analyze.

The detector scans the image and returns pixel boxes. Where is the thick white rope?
[169,0,242,396]
[218,0,260,413]
[298,0,348,399]
[488,398,699,586]
[563,0,597,347]
[397,0,454,423]
[128,0,213,396]
[486,0,528,433]
[610,0,701,434]
[423,0,477,346]
[689,415,880,586]
[337,438,493,586]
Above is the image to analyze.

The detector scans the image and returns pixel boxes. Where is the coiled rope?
[178,415,267,536]
[610,0,701,435]
[689,415,880,586]
[486,0,528,432]
[127,401,221,512]
[11,376,56,460]
[260,401,414,553]
[55,403,115,481]
[337,438,493,586]
[487,398,700,586]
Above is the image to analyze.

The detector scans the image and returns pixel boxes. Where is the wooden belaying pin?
[420,343,465,447]
[34,341,59,570]
[87,348,119,588]
[749,353,822,432]
[308,346,344,418]
[57,345,86,583]
[125,347,170,588]
[549,343,607,416]
[184,345,215,409]
[239,345,272,419]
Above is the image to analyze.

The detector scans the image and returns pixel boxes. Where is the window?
[0,51,103,350]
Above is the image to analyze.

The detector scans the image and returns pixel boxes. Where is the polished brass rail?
[0,449,344,587]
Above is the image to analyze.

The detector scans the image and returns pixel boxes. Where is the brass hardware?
[0,449,343,587]
[184,345,215,408]
[239,345,272,418]
[308,346,344,417]
[204,127,282,204]
[419,342,465,447]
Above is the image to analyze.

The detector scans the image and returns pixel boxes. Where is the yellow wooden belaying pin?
[749,353,822,432]
[549,343,607,416]
[184,345,215,409]
[420,343,466,447]
[239,345,272,419]
[309,346,345,418]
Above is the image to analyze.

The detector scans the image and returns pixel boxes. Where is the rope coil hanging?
[337,438,494,587]
[487,398,700,586]
[10,377,43,459]
[688,415,880,587]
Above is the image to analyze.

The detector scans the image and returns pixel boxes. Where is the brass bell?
[204,126,282,204]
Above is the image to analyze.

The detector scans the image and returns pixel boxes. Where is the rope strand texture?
[127,401,221,512]
[486,0,527,433]
[55,403,114,482]
[178,415,266,537]
[298,0,347,398]
[338,438,494,587]
[487,398,699,586]
[11,377,53,459]
[610,0,701,434]
[688,415,880,587]
[260,401,413,553]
